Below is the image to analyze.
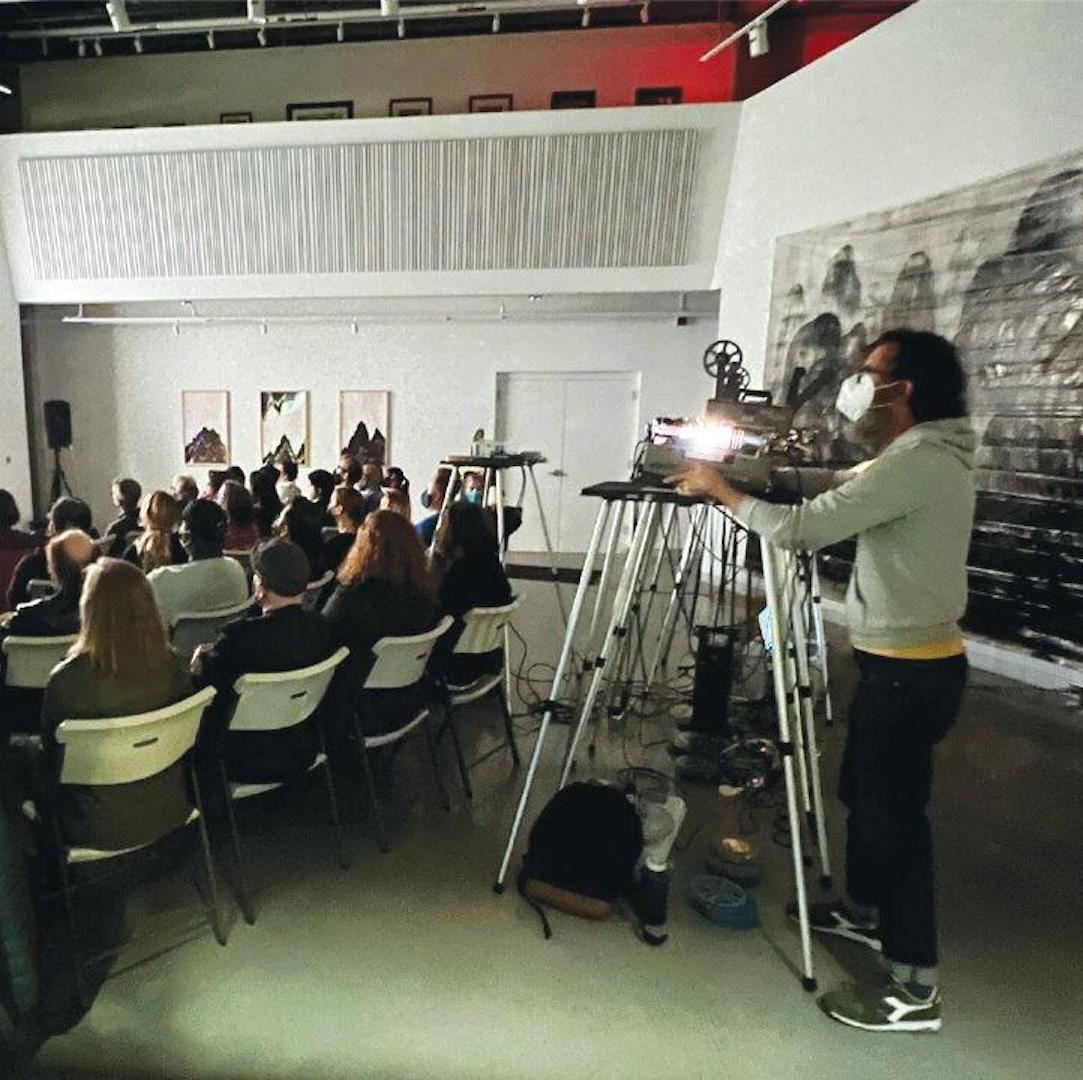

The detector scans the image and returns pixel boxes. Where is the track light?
[581,7,590,27]
[397,18,405,38]
[640,2,649,24]
[381,0,399,15]
[492,13,500,33]
[77,39,86,57]
[336,21,344,42]
[40,38,48,58]
[93,38,103,57]
[206,30,215,49]
[748,19,769,58]
[257,27,267,46]
[133,36,143,53]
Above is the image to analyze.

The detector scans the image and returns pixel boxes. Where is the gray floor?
[28,577,1083,1080]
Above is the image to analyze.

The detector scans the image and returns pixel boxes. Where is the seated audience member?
[323,486,366,572]
[415,468,451,548]
[250,466,284,539]
[5,530,96,637]
[191,540,340,782]
[380,488,412,521]
[323,511,438,693]
[0,490,38,612]
[105,477,142,556]
[433,502,512,685]
[308,469,336,525]
[202,470,229,501]
[148,499,249,630]
[461,471,484,506]
[219,480,261,551]
[276,458,303,506]
[171,474,199,507]
[124,491,186,574]
[355,462,384,516]
[337,452,363,489]
[225,466,246,487]
[277,498,326,581]
[38,558,194,850]
[384,467,410,495]
[7,497,94,609]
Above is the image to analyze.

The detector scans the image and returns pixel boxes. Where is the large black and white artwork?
[765,151,1083,663]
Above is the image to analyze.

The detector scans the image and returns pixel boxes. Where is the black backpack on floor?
[518,782,643,938]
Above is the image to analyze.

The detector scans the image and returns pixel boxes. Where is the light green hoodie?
[733,418,976,651]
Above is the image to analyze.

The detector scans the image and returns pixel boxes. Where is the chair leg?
[319,730,350,870]
[356,724,391,854]
[422,714,452,812]
[191,765,228,944]
[443,694,474,802]
[53,824,89,1011]
[216,760,255,926]
[499,687,521,769]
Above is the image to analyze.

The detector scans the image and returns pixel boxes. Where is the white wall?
[19,25,732,131]
[22,296,718,528]
[0,243,30,522]
[713,0,1083,381]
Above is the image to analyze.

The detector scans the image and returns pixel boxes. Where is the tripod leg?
[527,464,569,628]
[761,537,817,992]
[560,502,658,788]
[494,501,610,892]
[809,557,835,728]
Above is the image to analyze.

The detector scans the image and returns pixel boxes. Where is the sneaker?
[818,979,942,1033]
[787,900,882,952]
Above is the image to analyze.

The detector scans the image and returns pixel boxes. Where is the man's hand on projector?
[665,463,745,511]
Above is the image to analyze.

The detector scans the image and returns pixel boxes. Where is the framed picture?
[551,90,596,110]
[339,391,390,465]
[182,391,230,466]
[389,97,433,117]
[286,100,354,121]
[469,94,513,113]
[220,111,253,124]
[635,86,683,106]
[260,391,310,465]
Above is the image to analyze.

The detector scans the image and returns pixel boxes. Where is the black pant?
[839,649,967,968]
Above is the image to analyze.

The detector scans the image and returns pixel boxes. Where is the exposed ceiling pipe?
[699,0,791,63]
[10,1,637,44]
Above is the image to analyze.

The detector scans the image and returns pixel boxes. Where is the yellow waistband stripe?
[860,635,966,660]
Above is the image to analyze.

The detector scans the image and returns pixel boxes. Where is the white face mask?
[835,372,903,423]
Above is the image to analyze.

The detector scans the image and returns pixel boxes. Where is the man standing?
[669,330,974,1033]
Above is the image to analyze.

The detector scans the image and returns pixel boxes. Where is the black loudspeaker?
[44,400,72,450]
[690,625,737,736]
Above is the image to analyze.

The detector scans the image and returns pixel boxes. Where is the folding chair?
[438,598,522,800]
[352,616,462,852]
[40,687,224,1002]
[170,596,254,659]
[218,647,352,924]
[25,579,54,601]
[302,570,335,612]
[2,634,77,690]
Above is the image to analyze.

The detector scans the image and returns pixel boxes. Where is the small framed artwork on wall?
[635,86,683,106]
[287,100,354,121]
[220,111,253,123]
[551,90,596,109]
[182,390,230,466]
[339,391,390,465]
[469,94,513,113]
[260,390,310,465]
[389,98,433,117]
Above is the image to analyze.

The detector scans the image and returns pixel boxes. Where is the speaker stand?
[49,448,72,505]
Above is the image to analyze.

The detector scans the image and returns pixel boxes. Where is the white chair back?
[2,634,77,689]
[454,598,520,656]
[26,579,54,601]
[229,647,350,733]
[364,616,453,691]
[302,570,335,612]
[55,687,216,787]
[170,596,254,657]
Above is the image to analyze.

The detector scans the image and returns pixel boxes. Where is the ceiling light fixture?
[397,18,405,38]
[134,35,143,53]
[257,27,267,46]
[700,0,791,63]
[206,30,215,50]
[93,38,103,57]
[640,2,649,25]
[381,0,399,16]
[492,13,500,33]
[581,7,590,28]
[748,20,769,57]
[247,0,266,24]
[40,38,48,58]
[77,39,86,57]
[336,21,344,42]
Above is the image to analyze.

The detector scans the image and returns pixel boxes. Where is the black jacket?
[193,605,341,784]
[437,551,512,685]
[5,580,81,638]
[6,550,46,610]
[322,531,356,572]
[105,510,142,557]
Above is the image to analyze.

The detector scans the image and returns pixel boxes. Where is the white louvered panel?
[19,130,702,281]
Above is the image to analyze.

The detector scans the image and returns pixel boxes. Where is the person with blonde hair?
[39,558,194,848]
[379,487,412,522]
[124,491,186,574]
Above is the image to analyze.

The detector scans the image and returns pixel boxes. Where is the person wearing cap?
[191,539,341,783]
[147,498,249,630]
